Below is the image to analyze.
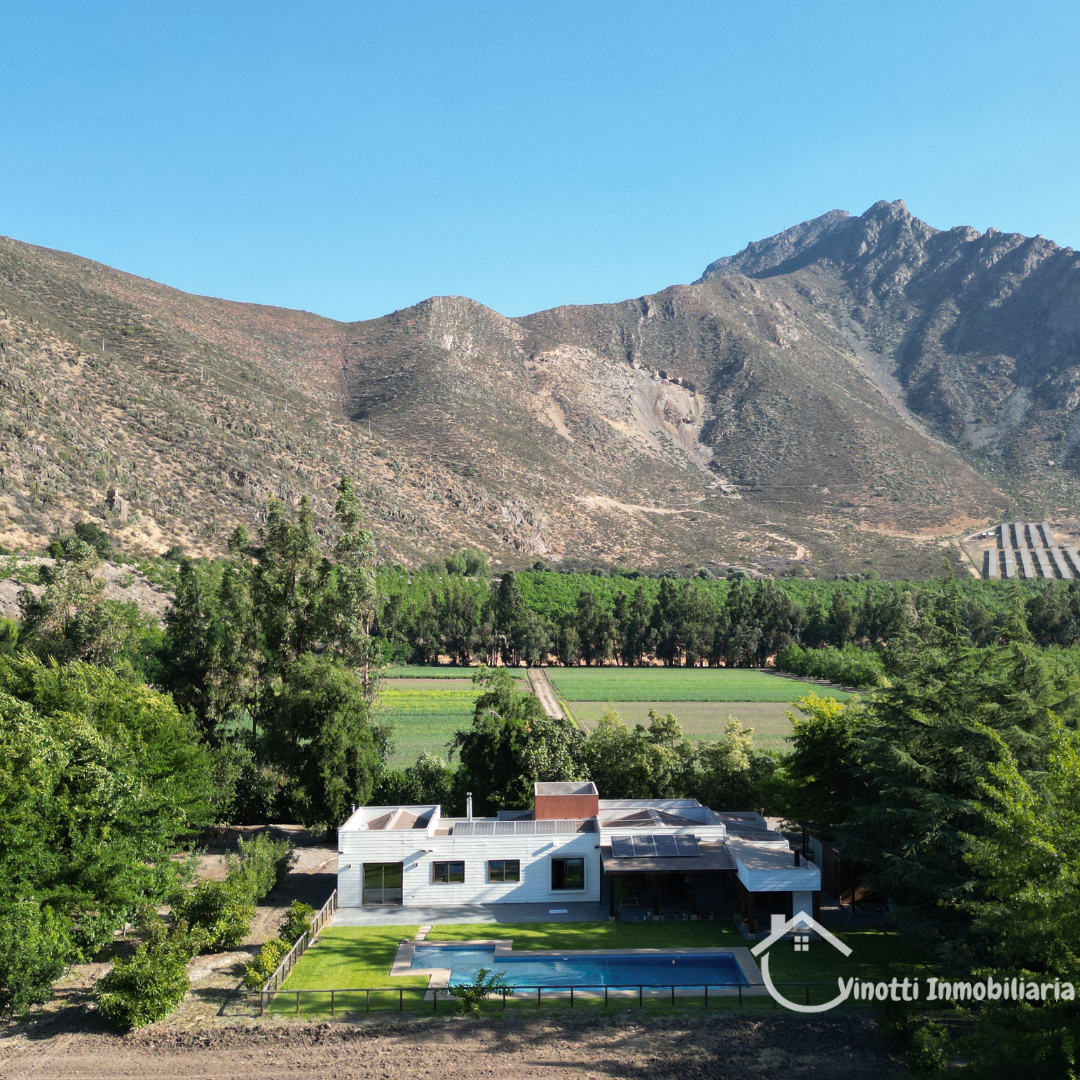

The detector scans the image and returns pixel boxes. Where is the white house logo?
[751,912,853,1013]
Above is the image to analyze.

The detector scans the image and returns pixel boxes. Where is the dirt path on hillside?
[0,1012,895,1079]
[528,668,568,722]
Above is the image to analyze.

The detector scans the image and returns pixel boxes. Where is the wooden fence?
[261,888,338,996]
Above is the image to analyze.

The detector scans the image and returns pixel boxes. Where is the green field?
[385,666,526,680]
[546,667,849,702]
[378,686,477,766]
[568,701,799,751]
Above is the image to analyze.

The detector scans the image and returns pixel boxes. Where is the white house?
[337,782,820,926]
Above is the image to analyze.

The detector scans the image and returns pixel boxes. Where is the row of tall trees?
[158,478,387,828]
[377,567,1080,667]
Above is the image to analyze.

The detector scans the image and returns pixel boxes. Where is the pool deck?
[332,902,608,926]
[390,938,767,995]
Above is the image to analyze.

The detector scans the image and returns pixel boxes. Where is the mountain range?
[3,198,1079,577]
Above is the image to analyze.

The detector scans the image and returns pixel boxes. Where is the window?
[432,861,465,884]
[487,860,520,883]
[551,857,585,890]
[362,863,403,905]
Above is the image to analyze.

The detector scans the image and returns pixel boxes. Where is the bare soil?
[0,1011,895,1079]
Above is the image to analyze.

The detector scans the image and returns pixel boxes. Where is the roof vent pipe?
[467,793,473,821]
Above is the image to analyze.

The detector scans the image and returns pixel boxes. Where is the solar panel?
[608,834,700,858]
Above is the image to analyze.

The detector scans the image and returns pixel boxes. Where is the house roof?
[727,838,821,892]
[598,807,706,828]
[451,818,596,836]
[599,840,735,874]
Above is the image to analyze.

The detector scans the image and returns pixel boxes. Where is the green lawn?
[271,921,930,1015]
[568,701,797,752]
[378,687,477,767]
[428,921,746,951]
[546,667,849,703]
[278,926,425,990]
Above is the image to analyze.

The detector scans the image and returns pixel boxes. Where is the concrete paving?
[331,902,608,926]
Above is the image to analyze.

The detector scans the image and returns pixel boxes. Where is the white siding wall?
[338,829,601,907]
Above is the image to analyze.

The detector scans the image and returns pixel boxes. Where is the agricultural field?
[379,670,528,766]
[385,665,527,680]
[566,701,801,753]
[546,667,850,752]
[378,684,477,767]
[378,667,850,765]
[545,667,848,702]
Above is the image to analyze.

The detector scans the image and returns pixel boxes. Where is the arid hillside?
[3,199,1078,576]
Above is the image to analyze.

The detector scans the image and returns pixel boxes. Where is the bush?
[170,880,255,953]
[279,900,315,945]
[168,834,291,954]
[212,742,287,826]
[73,521,112,557]
[875,1002,951,1075]
[907,1022,951,1073]
[776,643,884,689]
[227,833,293,899]
[242,937,290,990]
[0,900,70,1018]
[94,941,189,1030]
[446,967,513,1015]
[0,618,17,656]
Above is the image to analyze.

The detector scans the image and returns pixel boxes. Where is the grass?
[270,922,933,1015]
[385,665,527,680]
[278,926,425,990]
[765,928,933,985]
[569,701,797,752]
[428,921,746,950]
[377,687,477,767]
[545,668,849,703]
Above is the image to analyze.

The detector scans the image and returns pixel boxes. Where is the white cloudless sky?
[1,1,1078,321]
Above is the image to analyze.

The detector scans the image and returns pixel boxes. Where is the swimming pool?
[409,945,747,987]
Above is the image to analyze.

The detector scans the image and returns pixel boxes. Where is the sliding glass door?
[363,863,403,905]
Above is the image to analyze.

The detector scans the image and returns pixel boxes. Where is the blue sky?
[2,2,1078,322]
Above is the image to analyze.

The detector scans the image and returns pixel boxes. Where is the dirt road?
[527,668,568,722]
[0,1012,895,1079]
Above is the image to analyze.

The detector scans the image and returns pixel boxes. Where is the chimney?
[466,793,473,821]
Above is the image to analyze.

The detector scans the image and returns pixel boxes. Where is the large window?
[363,863,403,905]
[551,857,585,891]
[487,859,520,883]
[432,861,465,884]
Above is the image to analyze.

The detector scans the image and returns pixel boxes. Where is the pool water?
[409,946,746,987]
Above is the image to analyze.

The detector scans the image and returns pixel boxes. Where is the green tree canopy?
[450,667,585,814]
[262,654,389,828]
[0,654,216,958]
[839,622,1078,942]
